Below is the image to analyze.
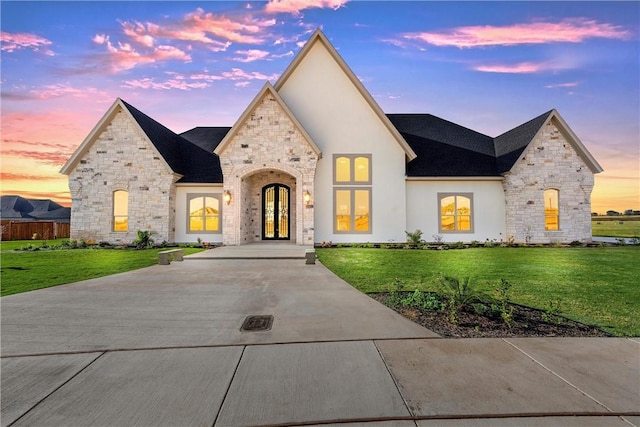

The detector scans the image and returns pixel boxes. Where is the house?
[1,195,71,223]
[60,30,603,246]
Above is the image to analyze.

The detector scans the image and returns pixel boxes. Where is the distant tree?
[591,212,599,216]
[624,209,633,215]
[606,210,621,216]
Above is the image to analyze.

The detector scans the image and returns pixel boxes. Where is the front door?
[262,184,290,240]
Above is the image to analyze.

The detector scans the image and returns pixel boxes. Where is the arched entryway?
[262,183,290,240]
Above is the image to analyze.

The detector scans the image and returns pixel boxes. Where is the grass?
[317,247,640,336]
[1,240,204,296]
[592,216,640,238]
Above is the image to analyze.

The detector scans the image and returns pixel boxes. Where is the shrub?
[405,229,424,246]
[437,275,493,324]
[133,230,155,249]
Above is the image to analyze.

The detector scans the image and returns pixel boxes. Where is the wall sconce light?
[303,190,311,206]
[223,190,232,205]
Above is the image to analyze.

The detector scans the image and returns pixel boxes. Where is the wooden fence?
[0,221,70,241]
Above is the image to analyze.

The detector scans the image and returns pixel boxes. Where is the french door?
[262,184,290,240]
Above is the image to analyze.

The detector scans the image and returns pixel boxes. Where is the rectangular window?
[333,154,372,234]
[113,190,128,232]
[438,193,473,233]
[544,189,559,231]
[334,188,371,233]
[187,194,222,234]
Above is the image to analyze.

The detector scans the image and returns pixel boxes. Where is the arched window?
[113,190,128,232]
[188,194,221,233]
[438,193,473,233]
[544,189,559,231]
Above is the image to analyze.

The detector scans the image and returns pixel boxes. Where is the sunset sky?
[1,1,638,214]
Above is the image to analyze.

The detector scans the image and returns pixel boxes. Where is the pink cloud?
[1,149,73,165]
[0,172,63,181]
[123,77,209,91]
[473,62,550,73]
[220,68,279,81]
[1,31,54,55]
[92,34,191,72]
[121,21,156,47]
[234,49,270,62]
[404,18,632,48]
[265,0,348,15]
[545,82,580,89]
[30,84,110,100]
[180,8,275,44]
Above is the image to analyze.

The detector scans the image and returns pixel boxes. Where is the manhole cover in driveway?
[241,315,273,331]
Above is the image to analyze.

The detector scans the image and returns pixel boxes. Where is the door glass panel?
[278,186,289,238]
[264,186,275,238]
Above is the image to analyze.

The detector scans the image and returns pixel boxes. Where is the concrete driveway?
[2,245,638,426]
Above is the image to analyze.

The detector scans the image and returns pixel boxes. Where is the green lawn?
[317,247,640,336]
[592,218,640,238]
[1,243,204,296]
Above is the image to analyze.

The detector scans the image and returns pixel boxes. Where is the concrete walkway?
[1,246,638,426]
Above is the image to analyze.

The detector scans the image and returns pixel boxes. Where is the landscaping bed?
[374,292,609,338]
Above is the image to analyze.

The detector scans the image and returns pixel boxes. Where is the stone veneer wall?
[68,109,179,243]
[219,92,318,245]
[503,119,595,243]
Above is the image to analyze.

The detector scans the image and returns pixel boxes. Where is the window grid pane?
[187,194,221,234]
[354,157,369,182]
[336,190,351,231]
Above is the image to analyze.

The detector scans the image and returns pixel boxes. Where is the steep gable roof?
[60,99,223,183]
[274,29,417,161]
[495,109,603,174]
[494,110,553,173]
[214,82,321,157]
[389,109,603,177]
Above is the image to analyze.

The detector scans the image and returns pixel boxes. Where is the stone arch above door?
[222,163,314,245]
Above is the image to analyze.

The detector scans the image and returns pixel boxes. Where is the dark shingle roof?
[119,100,553,180]
[387,114,495,156]
[121,100,223,183]
[180,127,230,152]
[0,196,70,221]
[387,112,552,176]
[494,110,552,173]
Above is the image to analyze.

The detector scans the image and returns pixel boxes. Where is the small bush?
[132,230,155,249]
[405,229,424,246]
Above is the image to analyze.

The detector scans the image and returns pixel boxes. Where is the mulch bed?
[373,293,610,338]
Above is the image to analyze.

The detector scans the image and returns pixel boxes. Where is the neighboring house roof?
[0,195,70,221]
[274,29,417,161]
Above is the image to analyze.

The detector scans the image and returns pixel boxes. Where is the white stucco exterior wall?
[277,39,408,243]
[174,185,224,243]
[406,179,506,243]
